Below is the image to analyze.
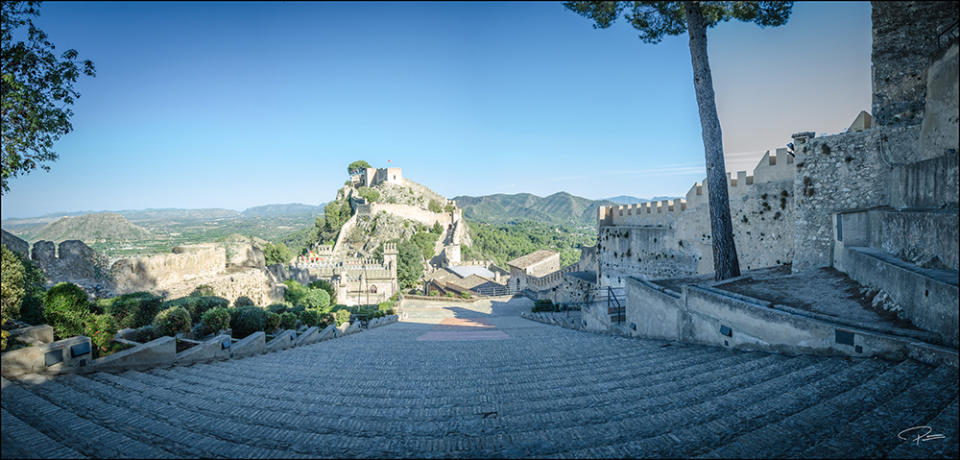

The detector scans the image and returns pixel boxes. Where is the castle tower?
[383,243,399,292]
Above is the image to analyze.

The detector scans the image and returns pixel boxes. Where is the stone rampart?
[111,243,226,292]
[359,203,453,227]
[1,229,29,258]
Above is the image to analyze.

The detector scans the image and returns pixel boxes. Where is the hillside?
[20,213,152,243]
[453,192,617,227]
[241,203,325,217]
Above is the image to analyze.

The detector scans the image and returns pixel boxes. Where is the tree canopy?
[347,160,371,175]
[1,1,95,194]
[564,1,792,42]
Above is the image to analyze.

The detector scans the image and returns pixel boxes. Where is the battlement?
[383,242,398,254]
[351,167,404,188]
[600,147,796,228]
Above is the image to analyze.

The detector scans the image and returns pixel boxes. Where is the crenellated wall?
[597,147,796,284]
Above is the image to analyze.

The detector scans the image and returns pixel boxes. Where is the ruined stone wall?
[871,1,958,127]
[597,226,699,287]
[1,229,29,258]
[111,244,227,293]
[360,203,453,228]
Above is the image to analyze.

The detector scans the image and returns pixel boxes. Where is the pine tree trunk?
[685,2,741,280]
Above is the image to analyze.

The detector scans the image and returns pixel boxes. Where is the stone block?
[231,332,265,358]
[294,326,319,346]
[1,336,92,378]
[8,325,54,346]
[316,324,336,342]
[116,328,139,341]
[175,334,232,364]
[265,330,297,353]
[345,321,362,335]
[335,322,350,337]
[91,336,175,373]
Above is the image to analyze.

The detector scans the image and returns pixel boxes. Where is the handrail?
[938,19,959,50]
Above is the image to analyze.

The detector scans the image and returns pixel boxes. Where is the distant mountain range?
[2,203,326,227]
[604,195,681,204]
[453,192,618,227]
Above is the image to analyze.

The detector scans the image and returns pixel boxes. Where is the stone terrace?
[2,296,957,458]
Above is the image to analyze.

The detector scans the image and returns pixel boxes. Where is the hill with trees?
[453,192,616,228]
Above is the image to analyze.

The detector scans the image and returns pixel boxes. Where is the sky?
[0,1,872,219]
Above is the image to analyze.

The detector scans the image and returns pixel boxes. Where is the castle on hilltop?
[350,167,403,188]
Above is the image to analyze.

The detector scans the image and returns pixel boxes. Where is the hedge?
[99,292,164,329]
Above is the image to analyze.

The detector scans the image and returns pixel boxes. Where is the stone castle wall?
[597,148,796,285]
[358,203,454,227]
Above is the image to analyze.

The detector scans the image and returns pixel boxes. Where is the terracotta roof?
[507,250,559,269]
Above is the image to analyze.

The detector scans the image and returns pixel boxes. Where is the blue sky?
[1,1,872,219]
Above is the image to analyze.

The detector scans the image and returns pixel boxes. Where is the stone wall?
[111,243,226,293]
[359,203,454,227]
[598,226,699,287]
[871,1,958,127]
[1,229,29,258]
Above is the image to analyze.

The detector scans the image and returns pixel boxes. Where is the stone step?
[698,358,929,458]
[796,363,958,458]
[886,396,959,459]
[0,379,173,458]
[0,408,86,459]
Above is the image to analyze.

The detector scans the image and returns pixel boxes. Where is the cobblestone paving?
[2,296,958,458]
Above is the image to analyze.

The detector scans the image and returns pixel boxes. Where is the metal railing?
[472,285,518,297]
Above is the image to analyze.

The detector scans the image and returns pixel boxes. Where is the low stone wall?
[175,334,232,365]
[265,330,297,353]
[1,336,92,379]
[624,277,683,341]
[91,336,176,373]
[231,332,265,358]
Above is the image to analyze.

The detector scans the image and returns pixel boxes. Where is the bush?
[134,325,159,343]
[460,292,471,299]
[334,309,351,326]
[304,289,330,309]
[299,309,321,328]
[43,283,91,339]
[428,290,439,297]
[308,279,336,300]
[234,296,255,308]
[280,312,297,330]
[190,285,216,297]
[445,292,455,298]
[290,304,306,316]
[83,314,118,354]
[230,306,265,339]
[428,199,443,213]
[99,292,164,329]
[263,242,294,266]
[152,306,192,337]
[162,296,229,323]
[357,186,380,203]
[532,299,555,312]
[283,280,310,306]
[264,311,281,332]
[267,302,291,314]
[1,246,25,325]
[319,312,336,329]
[201,307,231,334]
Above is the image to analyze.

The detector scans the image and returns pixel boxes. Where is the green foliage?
[357,186,380,203]
[201,307,230,334]
[99,292,164,329]
[230,306,265,338]
[264,311,281,332]
[43,282,90,338]
[308,279,336,301]
[263,241,294,265]
[532,299,556,312]
[267,302,291,314]
[298,309,321,328]
[1,1,96,194]
[446,292,455,298]
[396,239,424,290]
[460,291,472,299]
[134,325,158,343]
[12,249,45,325]
[563,1,791,43]
[233,296,255,308]
[347,160,371,175]
[431,222,443,234]
[83,313,118,353]
[334,309,351,326]
[280,312,297,330]
[464,220,593,267]
[283,279,309,305]
[161,295,228,324]
[428,290,439,297]
[1,246,25,324]
[190,285,216,297]
[444,203,455,213]
[304,288,330,309]
[152,306,191,337]
[428,199,443,213]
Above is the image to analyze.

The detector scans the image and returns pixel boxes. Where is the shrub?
[319,312,336,329]
[163,296,229,323]
[190,285,216,297]
[532,299,555,312]
[201,307,231,334]
[428,290,439,297]
[299,309,321,328]
[460,292,471,299]
[152,306,192,337]
[428,199,443,213]
[43,283,91,339]
[283,280,310,306]
[230,306,265,339]
[308,279,336,300]
[334,309,351,326]
[357,186,380,203]
[1,246,25,324]
[267,302,291,314]
[84,314,118,354]
[445,292,455,298]
[234,296,255,308]
[99,292,164,329]
[290,304,306,316]
[264,311,281,332]
[304,289,330,309]
[280,312,297,330]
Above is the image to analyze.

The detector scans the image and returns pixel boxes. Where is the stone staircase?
[2,316,957,458]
